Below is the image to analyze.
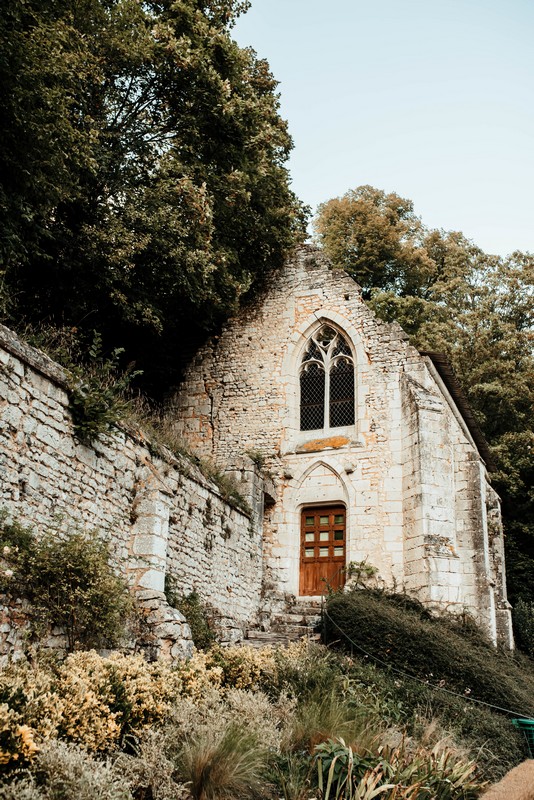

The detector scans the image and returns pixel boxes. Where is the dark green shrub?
[513,600,534,658]
[309,643,525,781]
[0,514,133,651]
[324,590,534,718]
[164,580,216,650]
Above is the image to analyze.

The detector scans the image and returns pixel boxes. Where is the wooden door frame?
[299,503,347,597]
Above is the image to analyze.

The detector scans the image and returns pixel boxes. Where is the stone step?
[271,612,321,626]
[287,602,323,615]
[271,620,320,635]
[244,628,321,649]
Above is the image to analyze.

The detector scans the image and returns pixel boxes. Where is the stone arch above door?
[279,458,355,597]
[293,458,351,507]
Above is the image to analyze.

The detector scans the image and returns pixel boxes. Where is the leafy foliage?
[324,589,534,719]
[512,600,534,659]
[0,639,528,791]
[314,187,534,608]
[164,583,216,651]
[66,333,142,444]
[314,736,482,800]
[0,0,307,394]
[24,326,142,443]
[315,186,431,297]
[0,514,133,651]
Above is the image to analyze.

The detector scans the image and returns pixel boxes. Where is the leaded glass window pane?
[299,324,355,431]
[300,363,325,430]
[329,358,355,428]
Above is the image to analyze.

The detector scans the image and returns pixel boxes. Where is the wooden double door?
[299,506,346,596]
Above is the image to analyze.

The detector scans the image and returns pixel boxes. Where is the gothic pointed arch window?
[299,325,355,431]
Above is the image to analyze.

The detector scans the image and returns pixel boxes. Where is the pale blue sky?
[233,0,534,256]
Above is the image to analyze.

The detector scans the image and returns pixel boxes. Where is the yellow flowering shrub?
[208,645,278,691]
[173,650,223,700]
[0,649,232,765]
[0,660,64,768]
[55,652,123,751]
[56,651,225,750]
[0,705,39,767]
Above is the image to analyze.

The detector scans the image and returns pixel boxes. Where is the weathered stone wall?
[0,325,264,660]
[174,245,513,645]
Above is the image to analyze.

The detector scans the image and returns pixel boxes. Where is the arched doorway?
[300,505,346,595]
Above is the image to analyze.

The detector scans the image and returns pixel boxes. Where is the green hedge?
[324,590,534,718]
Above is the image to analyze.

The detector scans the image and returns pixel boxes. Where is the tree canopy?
[315,187,534,606]
[0,0,306,392]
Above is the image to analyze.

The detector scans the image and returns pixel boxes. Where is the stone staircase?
[244,599,323,648]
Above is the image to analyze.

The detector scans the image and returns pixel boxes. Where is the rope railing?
[318,573,531,721]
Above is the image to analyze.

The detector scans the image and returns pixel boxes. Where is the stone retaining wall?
[0,325,264,660]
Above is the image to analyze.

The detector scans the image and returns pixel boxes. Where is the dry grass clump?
[176,724,268,800]
[287,689,379,755]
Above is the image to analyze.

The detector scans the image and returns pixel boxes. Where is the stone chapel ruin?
[175,245,513,646]
[0,244,513,656]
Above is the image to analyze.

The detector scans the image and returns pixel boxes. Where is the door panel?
[299,506,346,596]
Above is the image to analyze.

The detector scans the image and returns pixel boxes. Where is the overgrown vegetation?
[512,600,534,659]
[0,584,532,794]
[0,641,508,797]
[25,326,141,444]
[0,512,133,651]
[0,0,306,395]
[66,335,141,444]
[164,582,216,651]
[324,589,534,718]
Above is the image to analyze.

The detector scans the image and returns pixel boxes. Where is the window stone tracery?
[299,325,355,431]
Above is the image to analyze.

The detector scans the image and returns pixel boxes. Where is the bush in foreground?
[324,589,534,717]
[0,514,133,651]
[0,637,530,796]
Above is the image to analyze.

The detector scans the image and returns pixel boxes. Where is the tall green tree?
[315,187,534,606]
[0,0,306,391]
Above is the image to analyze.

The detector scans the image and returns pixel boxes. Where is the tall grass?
[287,690,379,755]
[176,723,268,800]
